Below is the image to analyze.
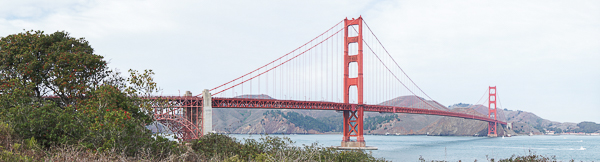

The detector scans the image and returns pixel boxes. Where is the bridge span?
[152,16,507,149]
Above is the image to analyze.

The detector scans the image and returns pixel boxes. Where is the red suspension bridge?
[152,17,506,148]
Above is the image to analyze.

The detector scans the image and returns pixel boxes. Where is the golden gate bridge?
[151,17,506,149]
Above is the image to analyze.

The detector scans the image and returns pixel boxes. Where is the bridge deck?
[154,97,506,125]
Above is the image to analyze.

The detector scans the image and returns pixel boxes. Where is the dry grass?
[43,145,195,162]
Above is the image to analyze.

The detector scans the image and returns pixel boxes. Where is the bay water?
[229,134,599,161]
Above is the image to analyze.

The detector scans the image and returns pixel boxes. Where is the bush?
[0,121,44,161]
[191,133,260,160]
[418,150,567,162]
[191,133,387,161]
[496,150,560,162]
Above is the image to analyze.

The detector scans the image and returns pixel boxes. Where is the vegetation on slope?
[364,114,398,131]
[264,110,332,132]
[263,110,402,133]
[1,120,387,161]
[316,115,343,132]
[572,121,600,133]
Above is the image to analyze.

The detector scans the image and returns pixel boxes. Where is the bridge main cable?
[206,20,344,96]
[211,27,345,96]
[350,24,440,110]
[363,20,436,102]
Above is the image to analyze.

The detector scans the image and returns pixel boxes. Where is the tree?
[0,30,107,107]
[0,30,178,157]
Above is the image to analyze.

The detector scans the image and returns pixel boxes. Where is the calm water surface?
[229,134,599,161]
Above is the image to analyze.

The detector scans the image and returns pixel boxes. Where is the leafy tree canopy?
[0,30,176,157]
[0,30,107,105]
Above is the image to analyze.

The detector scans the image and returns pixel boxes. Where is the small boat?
[385,132,390,136]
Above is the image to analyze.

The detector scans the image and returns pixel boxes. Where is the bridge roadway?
[158,96,506,125]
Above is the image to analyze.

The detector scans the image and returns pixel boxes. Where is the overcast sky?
[1,0,598,123]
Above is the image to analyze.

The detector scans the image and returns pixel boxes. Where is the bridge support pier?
[202,89,213,135]
[341,141,366,147]
[341,105,365,147]
[488,122,497,137]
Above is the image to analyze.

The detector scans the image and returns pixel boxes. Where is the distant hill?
[380,96,449,111]
[209,94,596,136]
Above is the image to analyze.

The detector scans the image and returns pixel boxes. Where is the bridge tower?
[342,16,366,147]
[488,86,498,137]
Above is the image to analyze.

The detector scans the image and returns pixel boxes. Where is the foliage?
[495,150,560,162]
[546,127,563,133]
[0,120,193,161]
[533,126,546,134]
[316,115,343,132]
[191,133,260,160]
[0,30,108,106]
[0,122,16,148]
[364,114,398,130]
[0,121,43,161]
[417,150,571,162]
[0,29,391,161]
[264,110,332,132]
[0,30,180,159]
[263,110,401,133]
[0,150,34,162]
[572,121,600,133]
[191,133,388,162]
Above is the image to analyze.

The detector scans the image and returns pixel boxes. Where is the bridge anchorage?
[151,16,507,149]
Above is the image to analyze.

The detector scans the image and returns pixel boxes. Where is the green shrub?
[191,133,260,160]
[190,134,387,162]
[0,150,34,162]
[0,122,16,148]
[496,150,559,162]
